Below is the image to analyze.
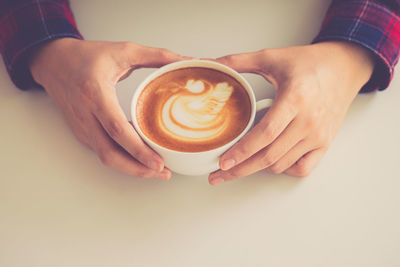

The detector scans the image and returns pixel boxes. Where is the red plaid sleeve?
[0,0,83,90]
[314,0,400,92]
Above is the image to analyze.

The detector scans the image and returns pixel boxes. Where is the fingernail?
[211,177,224,186]
[221,159,235,170]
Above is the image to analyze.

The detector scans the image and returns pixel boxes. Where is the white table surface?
[1,1,400,266]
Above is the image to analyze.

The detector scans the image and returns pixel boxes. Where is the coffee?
[136,67,251,152]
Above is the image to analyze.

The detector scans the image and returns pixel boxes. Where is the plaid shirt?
[314,0,400,92]
[0,0,82,89]
[1,1,399,92]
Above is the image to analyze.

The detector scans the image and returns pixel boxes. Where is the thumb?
[133,45,192,68]
[213,51,263,73]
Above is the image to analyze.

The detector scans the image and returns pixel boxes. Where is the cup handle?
[256,98,273,112]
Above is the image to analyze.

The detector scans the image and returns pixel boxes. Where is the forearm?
[313,0,400,92]
[0,0,83,90]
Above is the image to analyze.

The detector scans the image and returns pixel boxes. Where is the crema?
[136,67,251,152]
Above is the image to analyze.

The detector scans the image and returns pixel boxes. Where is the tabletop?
[1,1,400,267]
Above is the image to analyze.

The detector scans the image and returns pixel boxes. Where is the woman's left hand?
[209,41,375,185]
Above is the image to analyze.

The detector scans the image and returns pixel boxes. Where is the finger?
[133,45,192,68]
[284,148,327,177]
[88,114,171,180]
[94,88,165,172]
[267,139,314,174]
[209,121,303,185]
[214,51,262,73]
[56,102,91,148]
[63,111,91,148]
[219,96,297,171]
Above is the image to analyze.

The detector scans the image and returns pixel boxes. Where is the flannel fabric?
[0,0,82,89]
[1,0,399,91]
[314,0,400,92]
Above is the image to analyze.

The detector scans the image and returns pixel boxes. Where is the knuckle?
[227,168,243,179]
[154,48,171,59]
[98,148,116,167]
[160,48,171,56]
[313,131,328,146]
[106,119,124,140]
[294,160,311,178]
[221,55,234,66]
[132,150,148,164]
[290,86,308,106]
[119,41,134,51]
[253,48,275,73]
[118,42,135,58]
[307,108,324,130]
[259,121,277,141]
[268,164,283,174]
[261,153,277,167]
[259,48,269,56]
[222,163,247,178]
[297,169,311,178]
[258,49,271,64]
[304,117,318,130]
[233,142,250,160]
[135,169,154,178]
[75,133,88,146]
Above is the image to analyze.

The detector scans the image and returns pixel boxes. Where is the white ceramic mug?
[130,60,273,176]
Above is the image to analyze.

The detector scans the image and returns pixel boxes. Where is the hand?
[30,38,188,180]
[209,41,375,185]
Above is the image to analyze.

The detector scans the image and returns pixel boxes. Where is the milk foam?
[159,79,233,142]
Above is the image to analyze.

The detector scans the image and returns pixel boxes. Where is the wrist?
[312,41,375,90]
[29,38,81,85]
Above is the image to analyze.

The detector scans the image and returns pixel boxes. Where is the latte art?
[160,80,233,142]
[137,67,251,152]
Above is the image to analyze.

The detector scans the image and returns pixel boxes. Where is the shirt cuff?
[313,0,400,92]
[0,1,83,90]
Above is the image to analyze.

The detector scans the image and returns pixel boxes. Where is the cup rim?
[130,59,257,155]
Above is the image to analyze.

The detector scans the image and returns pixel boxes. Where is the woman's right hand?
[30,38,188,180]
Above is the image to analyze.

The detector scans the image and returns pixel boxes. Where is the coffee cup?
[130,60,273,176]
